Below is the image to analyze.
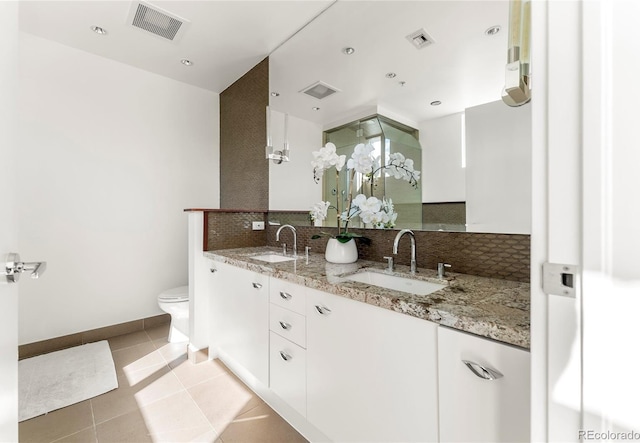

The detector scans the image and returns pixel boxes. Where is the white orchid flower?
[352,193,368,208]
[358,196,382,213]
[404,158,415,171]
[309,201,331,222]
[311,143,347,182]
[347,143,375,174]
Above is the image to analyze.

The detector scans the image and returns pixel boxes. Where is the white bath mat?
[19,340,118,421]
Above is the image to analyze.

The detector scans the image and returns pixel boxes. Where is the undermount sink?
[346,271,445,296]
[251,253,296,263]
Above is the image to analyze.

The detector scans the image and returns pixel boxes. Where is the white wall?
[465,100,531,234]
[269,110,323,210]
[17,33,219,345]
[420,112,466,203]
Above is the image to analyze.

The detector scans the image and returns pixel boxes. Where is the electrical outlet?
[252,221,265,231]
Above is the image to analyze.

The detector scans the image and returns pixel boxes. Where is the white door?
[531,0,640,440]
[580,0,640,435]
[530,2,583,439]
[0,2,20,441]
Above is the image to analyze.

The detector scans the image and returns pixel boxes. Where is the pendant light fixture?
[502,0,532,106]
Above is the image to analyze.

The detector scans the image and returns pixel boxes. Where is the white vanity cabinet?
[437,326,530,443]
[209,261,269,385]
[205,256,531,443]
[306,287,439,443]
[268,278,307,417]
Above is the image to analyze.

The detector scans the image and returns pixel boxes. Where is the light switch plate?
[252,221,265,231]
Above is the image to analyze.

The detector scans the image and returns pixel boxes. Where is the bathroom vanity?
[200,246,530,443]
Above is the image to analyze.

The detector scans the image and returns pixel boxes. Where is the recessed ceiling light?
[430,100,442,106]
[180,59,193,66]
[386,72,397,79]
[90,25,107,35]
[271,92,280,97]
[312,107,320,111]
[485,26,501,36]
[342,47,355,55]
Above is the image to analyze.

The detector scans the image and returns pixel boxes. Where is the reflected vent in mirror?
[300,81,340,99]
[406,28,436,49]
[127,1,190,42]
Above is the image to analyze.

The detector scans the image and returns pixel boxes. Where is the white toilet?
[157,286,189,343]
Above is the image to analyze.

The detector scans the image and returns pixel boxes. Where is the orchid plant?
[310,141,420,243]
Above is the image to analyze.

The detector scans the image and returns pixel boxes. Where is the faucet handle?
[383,256,394,272]
[437,262,452,278]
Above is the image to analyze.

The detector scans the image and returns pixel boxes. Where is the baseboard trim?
[187,344,209,364]
[18,313,170,360]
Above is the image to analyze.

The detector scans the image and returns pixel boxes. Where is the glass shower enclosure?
[323,115,423,230]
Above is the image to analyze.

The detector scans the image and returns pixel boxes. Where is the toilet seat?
[158,286,188,303]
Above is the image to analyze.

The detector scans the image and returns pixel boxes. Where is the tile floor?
[19,324,308,443]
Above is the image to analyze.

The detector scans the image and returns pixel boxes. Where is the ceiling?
[19,1,509,126]
[269,1,509,126]
[19,1,334,93]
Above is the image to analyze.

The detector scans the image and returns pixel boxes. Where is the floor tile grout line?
[182,378,222,440]
[48,424,95,443]
[89,400,98,442]
[178,366,229,392]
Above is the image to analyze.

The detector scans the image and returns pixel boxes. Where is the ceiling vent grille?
[406,28,436,49]
[300,81,340,100]
[127,1,190,42]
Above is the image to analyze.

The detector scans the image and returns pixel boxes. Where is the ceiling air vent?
[300,81,340,100]
[127,1,190,42]
[406,28,436,50]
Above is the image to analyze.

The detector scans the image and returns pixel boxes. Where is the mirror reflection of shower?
[323,115,423,230]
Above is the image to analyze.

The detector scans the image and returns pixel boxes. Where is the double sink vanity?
[200,243,530,442]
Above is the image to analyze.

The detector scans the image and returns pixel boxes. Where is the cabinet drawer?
[270,303,306,348]
[269,332,306,417]
[269,278,305,315]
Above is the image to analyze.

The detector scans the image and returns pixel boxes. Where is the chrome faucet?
[393,229,417,274]
[276,224,297,257]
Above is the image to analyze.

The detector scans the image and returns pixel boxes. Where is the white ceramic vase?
[325,238,358,264]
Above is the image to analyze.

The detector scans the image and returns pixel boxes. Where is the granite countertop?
[204,246,530,349]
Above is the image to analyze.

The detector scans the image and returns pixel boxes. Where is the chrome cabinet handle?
[252,282,262,289]
[462,360,504,380]
[314,305,332,315]
[280,351,292,361]
[279,291,292,300]
[279,321,292,330]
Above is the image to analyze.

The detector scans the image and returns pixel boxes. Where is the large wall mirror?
[268,1,531,235]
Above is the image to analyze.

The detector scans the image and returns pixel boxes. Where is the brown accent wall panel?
[219,58,269,210]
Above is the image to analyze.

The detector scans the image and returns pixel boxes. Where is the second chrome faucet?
[276,224,297,257]
[392,229,417,274]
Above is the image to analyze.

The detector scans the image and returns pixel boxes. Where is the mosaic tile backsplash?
[206,212,267,250]
[205,211,530,283]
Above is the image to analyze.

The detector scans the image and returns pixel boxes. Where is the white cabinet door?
[210,261,269,384]
[438,326,530,443]
[306,288,439,443]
